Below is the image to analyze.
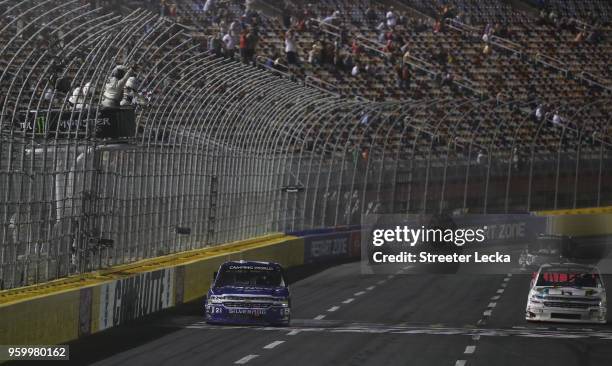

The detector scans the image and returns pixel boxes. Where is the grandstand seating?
[0,0,610,289]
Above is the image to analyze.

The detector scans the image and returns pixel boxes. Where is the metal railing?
[0,0,610,289]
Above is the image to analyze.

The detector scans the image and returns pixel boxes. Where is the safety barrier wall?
[0,228,361,346]
[2,205,610,345]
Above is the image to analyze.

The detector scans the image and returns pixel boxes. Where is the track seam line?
[234,354,259,364]
[263,341,285,349]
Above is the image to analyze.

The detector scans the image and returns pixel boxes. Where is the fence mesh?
[0,1,610,289]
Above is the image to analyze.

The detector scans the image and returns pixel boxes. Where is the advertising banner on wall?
[304,230,361,263]
[98,268,174,331]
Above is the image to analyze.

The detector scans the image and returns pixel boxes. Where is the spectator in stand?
[342,52,354,72]
[366,6,377,28]
[322,10,340,25]
[415,18,428,33]
[433,19,442,33]
[574,30,586,44]
[246,27,259,65]
[548,10,558,24]
[552,111,563,126]
[351,39,362,57]
[537,9,547,26]
[365,61,377,77]
[222,32,235,58]
[159,0,167,17]
[121,77,139,107]
[210,32,223,57]
[168,2,177,17]
[284,29,298,66]
[402,49,411,65]
[102,65,132,108]
[239,27,249,63]
[69,86,84,110]
[534,104,545,122]
[395,62,411,91]
[229,19,241,39]
[441,71,454,88]
[384,38,395,54]
[512,147,520,170]
[477,150,486,165]
[351,63,360,76]
[483,43,492,56]
[386,7,397,28]
[441,5,455,20]
[308,41,322,65]
[203,0,215,13]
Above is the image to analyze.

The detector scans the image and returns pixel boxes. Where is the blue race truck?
[205,261,291,326]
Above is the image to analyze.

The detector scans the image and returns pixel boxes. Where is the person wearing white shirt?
[222,33,236,58]
[535,104,544,121]
[477,151,486,165]
[351,64,360,76]
[102,66,132,108]
[285,30,298,65]
[229,21,241,38]
[203,0,215,13]
[323,10,340,24]
[552,112,562,126]
[386,9,397,27]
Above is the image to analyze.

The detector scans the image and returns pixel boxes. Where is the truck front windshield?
[216,266,283,288]
[536,270,602,288]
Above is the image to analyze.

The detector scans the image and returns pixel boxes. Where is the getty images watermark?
[361,214,545,274]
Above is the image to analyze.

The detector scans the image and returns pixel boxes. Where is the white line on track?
[464,345,476,354]
[507,273,513,277]
[491,295,500,300]
[483,310,492,317]
[263,341,285,349]
[496,289,505,294]
[287,330,301,336]
[501,283,507,288]
[314,314,326,320]
[377,280,386,285]
[487,302,497,308]
[503,277,510,282]
[472,335,480,341]
[455,360,467,366]
[235,354,259,364]
[366,286,375,291]
[354,291,366,296]
[328,306,340,312]
[342,298,355,304]
[387,275,395,279]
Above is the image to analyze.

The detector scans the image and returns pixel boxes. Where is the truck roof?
[220,260,283,268]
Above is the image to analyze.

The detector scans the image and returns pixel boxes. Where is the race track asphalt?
[29,262,612,366]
